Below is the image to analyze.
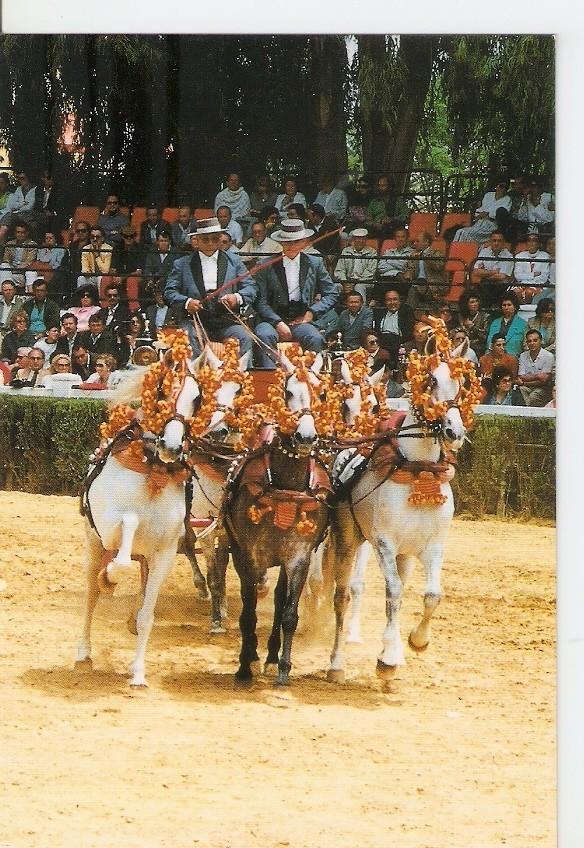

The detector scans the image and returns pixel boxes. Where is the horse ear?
[451,338,469,359]
[424,334,437,357]
[189,351,205,373]
[339,359,352,384]
[311,352,324,376]
[204,345,224,371]
[367,365,386,387]
[238,350,252,372]
[278,352,296,374]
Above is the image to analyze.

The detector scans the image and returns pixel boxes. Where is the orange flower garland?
[140,329,192,435]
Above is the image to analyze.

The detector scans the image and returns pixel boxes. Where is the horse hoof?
[326,668,345,684]
[111,557,132,570]
[234,670,253,687]
[97,568,117,595]
[209,622,227,635]
[74,657,93,671]
[275,673,290,687]
[376,660,397,680]
[408,633,429,652]
[127,614,138,636]
[130,681,148,690]
[263,662,278,677]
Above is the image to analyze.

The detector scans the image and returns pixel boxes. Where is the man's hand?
[219,293,240,309]
[290,310,314,326]
[185,298,203,314]
[275,321,293,341]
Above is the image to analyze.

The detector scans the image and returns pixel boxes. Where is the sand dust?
[0,492,555,848]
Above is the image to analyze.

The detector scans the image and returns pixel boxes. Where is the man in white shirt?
[471,230,515,307]
[517,328,554,406]
[216,206,244,247]
[239,221,282,269]
[313,175,348,223]
[513,234,550,291]
[376,227,414,301]
[334,228,378,302]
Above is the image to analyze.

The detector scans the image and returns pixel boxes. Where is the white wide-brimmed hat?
[350,228,368,237]
[188,217,228,237]
[271,219,315,242]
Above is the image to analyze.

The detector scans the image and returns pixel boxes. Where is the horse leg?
[327,510,361,683]
[129,545,175,688]
[76,527,104,666]
[207,532,230,634]
[127,558,148,636]
[346,541,372,644]
[182,521,209,600]
[374,537,405,678]
[409,542,443,651]
[108,511,139,579]
[232,553,259,684]
[265,566,287,675]
[276,559,310,686]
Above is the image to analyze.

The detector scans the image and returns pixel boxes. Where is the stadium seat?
[194,208,214,221]
[163,207,180,224]
[131,207,147,230]
[447,241,480,267]
[72,206,100,228]
[380,239,396,253]
[431,238,447,254]
[365,238,380,253]
[446,269,466,303]
[438,212,472,238]
[125,274,142,311]
[407,212,438,240]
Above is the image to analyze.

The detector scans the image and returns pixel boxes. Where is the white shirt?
[200,251,219,292]
[514,250,550,285]
[518,348,554,377]
[475,247,514,277]
[380,310,400,335]
[481,191,512,220]
[283,255,301,301]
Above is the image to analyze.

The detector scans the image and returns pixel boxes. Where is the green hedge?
[0,397,556,519]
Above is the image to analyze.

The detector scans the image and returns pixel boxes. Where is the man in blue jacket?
[164,218,257,360]
[253,219,339,368]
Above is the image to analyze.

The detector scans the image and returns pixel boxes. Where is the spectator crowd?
[0,169,555,408]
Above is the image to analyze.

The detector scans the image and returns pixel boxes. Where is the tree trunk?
[310,35,348,183]
[358,35,389,175]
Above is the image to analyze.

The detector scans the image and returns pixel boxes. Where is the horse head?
[157,368,201,463]
[338,358,385,426]
[279,350,324,455]
[423,334,468,451]
[203,346,252,441]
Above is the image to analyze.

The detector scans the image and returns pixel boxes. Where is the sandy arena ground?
[0,491,555,848]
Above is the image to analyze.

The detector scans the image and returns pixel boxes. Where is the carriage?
[77,321,481,688]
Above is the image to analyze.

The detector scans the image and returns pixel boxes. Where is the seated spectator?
[0,171,37,240]
[125,311,148,360]
[34,169,66,237]
[53,219,91,299]
[516,329,554,407]
[0,279,27,344]
[260,205,281,237]
[545,383,556,409]
[11,345,49,386]
[286,202,307,222]
[404,231,446,314]
[486,292,527,357]
[218,232,241,257]
[248,175,277,222]
[66,284,101,332]
[533,236,555,304]
[449,328,479,366]
[7,346,33,382]
[35,325,60,362]
[81,226,114,284]
[457,290,490,358]
[84,353,119,389]
[111,224,144,277]
[470,230,514,308]
[38,353,74,389]
[451,181,512,244]
[516,180,555,236]
[143,230,180,301]
[411,320,431,354]
[345,176,372,234]
[35,231,66,271]
[432,303,456,335]
[80,313,129,368]
[213,172,252,229]
[216,206,244,247]
[0,219,38,291]
[97,282,132,333]
[253,218,338,368]
[375,227,414,302]
[145,284,170,338]
[139,204,170,247]
[55,312,82,357]
[164,217,257,360]
[365,174,408,238]
[306,204,340,268]
[171,206,196,248]
[23,278,60,339]
[512,233,551,304]
[313,175,348,223]
[71,343,93,381]
[479,332,519,380]
[239,221,282,268]
[372,288,416,364]
[1,310,36,363]
[97,193,128,246]
[336,292,373,350]
[363,330,391,376]
[484,365,525,406]
[275,177,307,216]
[0,173,11,217]
[527,298,555,353]
[334,228,378,301]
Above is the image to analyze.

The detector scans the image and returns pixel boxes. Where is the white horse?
[76,360,201,687]
[324,336,470,683]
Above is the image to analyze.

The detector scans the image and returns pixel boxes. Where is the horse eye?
[430,376,438,388]
[371,403,380,413]
[285,390,293,401]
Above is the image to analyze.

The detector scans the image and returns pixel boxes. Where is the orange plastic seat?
[125,274,142,311]
[438,212,472,237]
[408,212,438,241]
[131,207,147,231]
[431,238,447,255]
[194,208,214,221]
[73,206,100,228]
[447,241,479,266]
[446,270,466,302]
[163,207,180,224]
[380,239,397,253]
[365,238,380,253]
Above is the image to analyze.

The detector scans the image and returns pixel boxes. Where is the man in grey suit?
[253,219,339,368]
[164,218,257,360]
[337,292,374,350]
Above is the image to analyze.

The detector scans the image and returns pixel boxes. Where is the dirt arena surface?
[0,491,555,848]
